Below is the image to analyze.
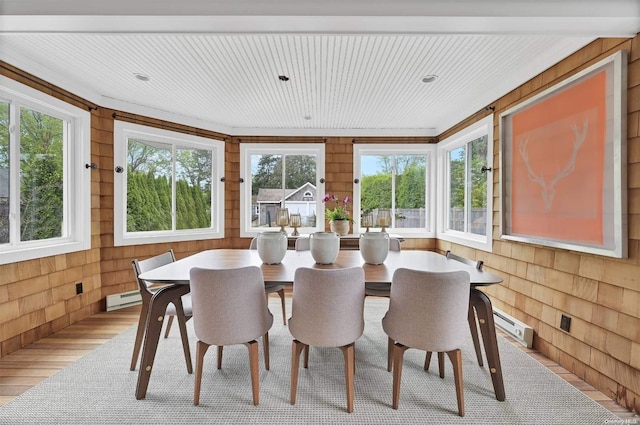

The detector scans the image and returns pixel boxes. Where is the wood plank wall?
[437,35,640,414]
[0,34,637,414]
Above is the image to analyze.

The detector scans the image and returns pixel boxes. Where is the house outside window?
[240,143,325,236]
[353,144,436,236]
[113,121,225,246]
[437,115,494,251]
[0,77,91,265]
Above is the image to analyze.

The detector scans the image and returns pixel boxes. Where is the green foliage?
[252,154,316,195]
[361,174,392,211]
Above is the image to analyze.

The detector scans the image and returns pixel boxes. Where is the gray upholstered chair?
[289,267,365,413]
[364,237,401,297]
[130,250,193,373]
[189,266,274,406]
[294,237,310,251]
[250,237,287,325]
[382,268,470,416]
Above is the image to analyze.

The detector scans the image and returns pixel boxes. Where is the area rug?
[0,299,619,424]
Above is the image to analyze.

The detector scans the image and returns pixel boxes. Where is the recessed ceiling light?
[304,115,312,120]
[134,73,150,82]
[278,75,290,82]
[421,75,438,83]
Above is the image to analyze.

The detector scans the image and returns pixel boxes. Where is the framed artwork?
[500,50,627,258]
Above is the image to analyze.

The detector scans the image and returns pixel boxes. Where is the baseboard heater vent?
[492,307,534,348]
[106,290,142,311]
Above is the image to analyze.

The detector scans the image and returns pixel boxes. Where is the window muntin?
[0,77,90,265]
[114,121,224,246]
[437,115,493,251]
[354,145,435,236]
[240,144,325,237]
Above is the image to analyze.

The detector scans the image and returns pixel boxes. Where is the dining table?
[135,249,506,402]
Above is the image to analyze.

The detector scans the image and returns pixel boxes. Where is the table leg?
[470,288,505,401]
[135,284,191,400]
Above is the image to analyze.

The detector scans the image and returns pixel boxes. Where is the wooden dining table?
[135,249,506,402]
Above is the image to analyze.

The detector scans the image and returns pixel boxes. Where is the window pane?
[283,154,317,229]
[19,107,64,241]
[0,102,8,244]
[394,154,426,229]
[251,154,283,228]
[126,139,172,232]
[176,147,212,230]
[469,135,488,235]
[361,155,392,228]
[449,146,465,231]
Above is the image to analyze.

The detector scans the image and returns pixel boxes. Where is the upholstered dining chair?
[364,237,401,297]
[189,266,274,406]
[130,250,193,373]
[382,268,470,416]
[289,267,365,413]
[294,237,310,251]
[250,237,287,325]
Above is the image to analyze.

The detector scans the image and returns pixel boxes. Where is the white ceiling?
[1,0,639,137]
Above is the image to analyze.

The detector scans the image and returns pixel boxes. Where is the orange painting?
[510,71,606,245]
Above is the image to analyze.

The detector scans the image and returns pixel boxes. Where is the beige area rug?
[0,298,619,424]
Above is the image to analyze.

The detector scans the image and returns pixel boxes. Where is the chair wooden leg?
[277,288,287,325]
[246,340,260,406]
[130,300,149,371]
[438,352,445,378]
[194,341,210,406]
[387,337,394,372]
[164,315,174,338]
[339,343,356,413]
[303,344,309,368]
[174,298,193,374]
[392,343,409,409]
[217,346,223,369]
[424,351,432,371]
[263,332,270,370]
[291,340,306,405]
[468,305,484,367]
[446,349,465,417]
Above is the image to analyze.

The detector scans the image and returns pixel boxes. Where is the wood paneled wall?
[0,35,637,413]
[438,35,640,414]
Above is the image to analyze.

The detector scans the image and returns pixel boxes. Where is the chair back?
[249,237,258,249]
[189,266,273,346]
[294,237,310,251]
[445,250,483,270]
[132,250,176,296]
[289,267,365,347]
[383,268,470,352]
[389,238,401,251]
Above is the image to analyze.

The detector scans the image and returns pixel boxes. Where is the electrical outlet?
[560,314,571,332]
[75,282,83,295]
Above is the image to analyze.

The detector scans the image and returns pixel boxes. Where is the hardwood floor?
[0,303,638,421]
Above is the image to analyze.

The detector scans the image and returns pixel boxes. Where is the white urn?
[256,231,288,264]
[309,231,340,264]
[359,232,389,264]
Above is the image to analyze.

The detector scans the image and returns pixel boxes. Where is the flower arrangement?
[322,193,354,222]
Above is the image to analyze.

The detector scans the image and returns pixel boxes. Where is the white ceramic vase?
[309,231,340,264]
[256,231,288,264]
[329,219,350,236]
[359,232,389,264]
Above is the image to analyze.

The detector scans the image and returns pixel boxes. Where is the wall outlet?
[560,314,571,332]
[75,282,83,295]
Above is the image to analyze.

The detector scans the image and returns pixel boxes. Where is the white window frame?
[0,76,91,265]
[113,121,225,246]
[353,144,436,237]
[436,115,494,251]
[239,143,325,237]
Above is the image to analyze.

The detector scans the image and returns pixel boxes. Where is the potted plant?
[323,193,353,235]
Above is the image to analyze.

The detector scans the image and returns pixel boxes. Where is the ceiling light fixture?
[421,75,438,83]
[304,115,312,120]
[278,75,290,82]
[134,73,150,82]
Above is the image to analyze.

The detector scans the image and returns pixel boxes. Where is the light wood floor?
[0,303,638,420]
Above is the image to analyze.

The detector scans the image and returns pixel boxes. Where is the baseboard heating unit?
[106,290,142,311]
[492,307,534,348]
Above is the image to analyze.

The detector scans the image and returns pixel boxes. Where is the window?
[239,143,325,237]
[353,144,436,236]
[113,121,225,246]
[0,77,91,265]
[437,115,494,251]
